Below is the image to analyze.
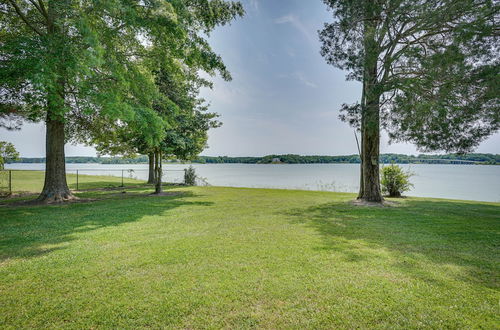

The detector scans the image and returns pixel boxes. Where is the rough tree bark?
[147,152,156,184]
[358,2,382,202]
[359,90,382,202]
[357,132,364,199]
[36,1,74,203]
[37,114,74,202]
[357,81,366,199]
[154,149,163,194]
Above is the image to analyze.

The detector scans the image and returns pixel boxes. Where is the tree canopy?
[320,0,499,201]
[0,141,19,169]
[0,0,243,201]
[320,0,499,153]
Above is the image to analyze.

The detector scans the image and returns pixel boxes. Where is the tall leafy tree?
[152,67,220,193]
[84,65,220,194]
[0,0,243,202]
[320,0,499,202]
[0,141,19,169]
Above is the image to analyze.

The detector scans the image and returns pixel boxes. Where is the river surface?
[6,163,500,202]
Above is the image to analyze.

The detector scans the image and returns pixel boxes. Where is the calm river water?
[6,163,500,202]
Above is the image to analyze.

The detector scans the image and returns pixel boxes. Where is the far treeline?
[11,153,500,165]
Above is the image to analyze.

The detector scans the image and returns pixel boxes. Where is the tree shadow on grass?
[284,199,499,289]
[0,190,213,262]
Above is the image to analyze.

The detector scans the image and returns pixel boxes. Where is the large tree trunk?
[359,95,382,202]
[37,115,74,202]
[154,149,163,194]
[147,152,156,184]
[357,134,364,199]
[358,3,382,203]
[357,81,366,199]
[37,1,74,203]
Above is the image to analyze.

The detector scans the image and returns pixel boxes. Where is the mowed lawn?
[3,169,146,193]
[0,172,499,328]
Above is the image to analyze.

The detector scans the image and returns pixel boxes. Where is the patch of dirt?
[0,191,38,199]
[75,185,150,192]
[148,191,185,197]
[350,199,400,207]
[0,189,187,208]
[106,191,150,198]
[0,196,99,208]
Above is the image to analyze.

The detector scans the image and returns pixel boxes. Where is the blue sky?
[1,0,499,157]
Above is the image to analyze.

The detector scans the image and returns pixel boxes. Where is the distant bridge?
[404,159,485,165]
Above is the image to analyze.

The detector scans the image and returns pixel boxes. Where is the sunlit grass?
[0,172,498,328]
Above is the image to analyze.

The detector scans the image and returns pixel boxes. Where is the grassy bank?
[0,172,499,328]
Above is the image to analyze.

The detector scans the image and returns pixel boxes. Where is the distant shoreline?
[6,163,499,166]
[8,152,499,166]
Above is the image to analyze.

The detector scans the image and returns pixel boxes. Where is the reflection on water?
[6,163,500,202]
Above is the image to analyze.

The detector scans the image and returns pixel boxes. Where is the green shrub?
[380,164,414,197]
[184,166,197,186]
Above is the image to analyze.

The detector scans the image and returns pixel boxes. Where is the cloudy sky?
[1,0,499,157]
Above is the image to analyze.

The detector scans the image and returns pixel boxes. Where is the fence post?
[121,170,124,187]
[76,170,79,190]
[9,170,12,195]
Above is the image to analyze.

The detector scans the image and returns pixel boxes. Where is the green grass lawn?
[0,171,499,328]
[1,169,146,193]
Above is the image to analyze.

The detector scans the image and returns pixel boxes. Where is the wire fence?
[66,169,188,190]
[0,168,189,196]
[0,170,12,196]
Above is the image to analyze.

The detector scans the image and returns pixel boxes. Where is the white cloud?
[277,71,317,88]
[285,47,296,58]
[295,72,317,88]
[274,14,294,24]
[248,0,259,12]
[273,14,316,44]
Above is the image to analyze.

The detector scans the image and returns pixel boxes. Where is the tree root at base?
[36,191,78,204]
